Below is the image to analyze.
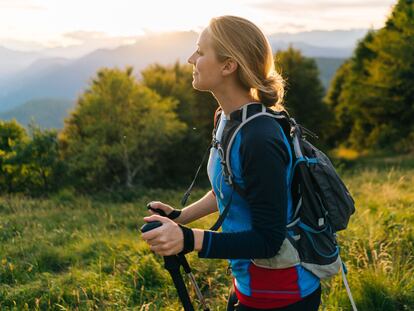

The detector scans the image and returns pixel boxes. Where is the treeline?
[0,48,327,195]
[325,0,414,151]
[0,64,214,195]
[0,0,412,196]
[0,122,63,195]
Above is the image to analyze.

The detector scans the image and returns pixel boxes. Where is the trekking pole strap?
[164,256,195,311]
[340,256,358,311]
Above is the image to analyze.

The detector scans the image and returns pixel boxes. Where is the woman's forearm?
[193,229,204,251]
[177,190,218,225]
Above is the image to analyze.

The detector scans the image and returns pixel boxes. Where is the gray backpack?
[212,104,355,278]
[286,116,355,277]
[183,103,358,310]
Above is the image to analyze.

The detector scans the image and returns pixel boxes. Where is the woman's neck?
[212,87,256,116]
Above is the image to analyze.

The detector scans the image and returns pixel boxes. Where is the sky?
[0,0,397,50]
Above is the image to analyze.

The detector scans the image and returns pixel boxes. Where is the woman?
[141,15,321,310]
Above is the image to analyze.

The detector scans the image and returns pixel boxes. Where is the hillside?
[314,57,346,89]
[0,98,75,129]
[0,29,367,113]
[0,32,198,113]
[0,58,343,129]
[0,46,41,77]
[0,156,412,310]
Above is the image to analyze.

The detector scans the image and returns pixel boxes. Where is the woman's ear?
[222,58,238,76]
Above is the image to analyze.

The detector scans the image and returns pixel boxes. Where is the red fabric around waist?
[234,264,303,309]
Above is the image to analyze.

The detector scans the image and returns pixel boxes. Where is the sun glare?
[0,0,396,49]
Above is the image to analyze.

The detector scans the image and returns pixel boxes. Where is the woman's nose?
[187,52,196,64]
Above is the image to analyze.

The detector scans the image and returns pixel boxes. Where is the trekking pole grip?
[140,221,195,311]
[140,221,163,233]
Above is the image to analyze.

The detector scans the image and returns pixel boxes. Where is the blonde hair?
[208,15,285,110]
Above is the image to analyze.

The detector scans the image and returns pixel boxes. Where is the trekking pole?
[163,254,195,311]
[141,221,206,311]
[178,253,210,311]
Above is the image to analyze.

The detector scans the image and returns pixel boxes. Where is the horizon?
[0,0,396,51]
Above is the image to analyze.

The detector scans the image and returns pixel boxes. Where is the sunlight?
[0,0,396,48]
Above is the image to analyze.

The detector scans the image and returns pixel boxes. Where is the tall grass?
[322,166,414,311]
[0,158,413,310]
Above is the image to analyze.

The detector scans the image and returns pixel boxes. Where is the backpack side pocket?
[252,236,300,269]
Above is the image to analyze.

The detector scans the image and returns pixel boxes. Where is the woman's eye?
[197,50,202,55]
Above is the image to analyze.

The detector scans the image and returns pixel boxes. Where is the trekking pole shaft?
[178,253,209,311]
[164,256,195,311]
[169,271,195,311]
[187,272,209,310]
[141,223,195,310]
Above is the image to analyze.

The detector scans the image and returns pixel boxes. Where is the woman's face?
[187,28,225,92]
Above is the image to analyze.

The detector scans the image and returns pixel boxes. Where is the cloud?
[0,0,45,10]
[58,31,140,48]
[261,21,307,33]
[276,23,307,30]
[0,38,46,51]
[62,31,109,42]
[249,0,395,12]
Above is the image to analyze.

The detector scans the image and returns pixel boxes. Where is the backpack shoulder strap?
[213,107,222,128]
[212,107,223,149]
[209,103,292,231]
[221,104,292,188]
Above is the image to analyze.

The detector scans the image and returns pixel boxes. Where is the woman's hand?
[141,215,184,256]
[147,201,175,217]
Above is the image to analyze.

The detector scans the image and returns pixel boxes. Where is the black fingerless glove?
[178,224,194,254]
[146,203,181,220]
[167,209,182,220]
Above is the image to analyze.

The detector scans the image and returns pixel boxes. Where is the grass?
[0,157,413,310]
[321,166,414,311]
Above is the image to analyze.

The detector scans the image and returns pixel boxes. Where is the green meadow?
[0,155,413,311]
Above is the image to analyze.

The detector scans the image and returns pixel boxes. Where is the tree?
[360,0,414,151]
[326,0,414,151]
[0,120,28,193]
[275,47,332,144]
[13,124,65,194]
[141,62,217,186]
[60,67,186,190]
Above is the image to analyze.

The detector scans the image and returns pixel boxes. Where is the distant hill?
[268,29,368,49]
[0,46,41,79]
[272,41,353,58]
[0,58,343,130]
[0,98,75,129]
[314,57,346,90]
[0,29,366,113]
[0,31,198,113]
[0,57,345,129]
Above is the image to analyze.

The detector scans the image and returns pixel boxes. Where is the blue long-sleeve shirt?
[198,103,319,305]
[199,110,289,259]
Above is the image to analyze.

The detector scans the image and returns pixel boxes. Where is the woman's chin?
[192,79,209,92]
[192,81,202,91]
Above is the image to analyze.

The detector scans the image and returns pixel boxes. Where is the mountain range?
[0,98,74,129]
[0,29,367,128]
